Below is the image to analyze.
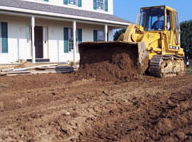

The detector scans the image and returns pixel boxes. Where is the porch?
[0,0,130,64]
[0,13,128,64]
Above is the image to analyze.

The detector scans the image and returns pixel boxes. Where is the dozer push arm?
[118,24,163,55]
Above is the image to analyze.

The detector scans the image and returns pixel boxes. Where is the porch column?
[73,20,77,64]
[31,16,36,63]
[105,24,108,42]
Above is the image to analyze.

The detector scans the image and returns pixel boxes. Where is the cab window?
[166,10,172,30]
[175,12,180,30]
[139,7,165,31]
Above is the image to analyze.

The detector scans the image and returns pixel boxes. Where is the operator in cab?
[152,15,164,30]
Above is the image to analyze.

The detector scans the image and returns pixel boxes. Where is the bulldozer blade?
[79,41,149,74]
[137,42,149,74]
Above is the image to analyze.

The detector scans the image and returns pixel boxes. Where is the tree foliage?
[180,20,192,59]
[113,28,126,41]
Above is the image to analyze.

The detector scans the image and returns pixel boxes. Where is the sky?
[114,0,192,23]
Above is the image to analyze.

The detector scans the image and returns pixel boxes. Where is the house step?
[27,58,50,62]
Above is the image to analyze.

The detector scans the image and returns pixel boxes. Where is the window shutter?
[64,0,68,5]
[105,0,108,11]
[64,27,69,53]
[93,0,97,10]
[1,22,8,53]
[93,30,97,41]
[78,0,82,7]
[78,29,82,44]
[44,0,49,2]
[107,32,109,41]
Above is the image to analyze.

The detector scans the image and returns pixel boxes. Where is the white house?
[0,0,131,64]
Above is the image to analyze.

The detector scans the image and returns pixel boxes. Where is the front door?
[35,26,43,58]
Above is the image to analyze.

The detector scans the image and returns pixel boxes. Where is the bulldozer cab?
[139,6,165,31]
[139,5,181,46]
[139,6,180,30]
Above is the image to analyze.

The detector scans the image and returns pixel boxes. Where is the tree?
[180,20,192,59]
[113,28,126,41]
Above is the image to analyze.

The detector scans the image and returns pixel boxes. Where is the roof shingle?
[0,0,131,25]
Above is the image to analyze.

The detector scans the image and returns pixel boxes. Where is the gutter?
[0,6,131,27]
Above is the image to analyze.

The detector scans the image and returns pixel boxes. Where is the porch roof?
[0,0,131,27]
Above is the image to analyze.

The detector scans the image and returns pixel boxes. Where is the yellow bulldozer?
[79,5,185,77]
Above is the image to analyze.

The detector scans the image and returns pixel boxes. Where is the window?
[69,0,76,5]
[68,28,73,52]
[44,27,47,43]
[97,0,104,10]
[94,30,105,41]
[64,0,82,7]
[175,12,179,30]
[139,7,165,31]
[166,10,172,30]
[174,12,180,44]
[94,0,108,11]
[97,31,104,41]
[64,28,82,53]
[26,26,30,43]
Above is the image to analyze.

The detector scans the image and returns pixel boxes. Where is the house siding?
[21,0,113,14]
[0,15,113,64]
[0,16,31,64]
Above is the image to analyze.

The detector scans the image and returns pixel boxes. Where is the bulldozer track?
[149,55,162,77]
[149,55,185,77]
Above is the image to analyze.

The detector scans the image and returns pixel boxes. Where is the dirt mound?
[77,42,140,82]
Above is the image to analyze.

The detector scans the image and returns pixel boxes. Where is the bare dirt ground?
[0,73,192,142]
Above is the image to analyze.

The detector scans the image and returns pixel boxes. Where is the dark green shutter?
[105,0,108,11]
[64,27,69,53]
[78,29,82,44]
[107,32,109,41]
[44,0,49,2]
[78,0,82,7]
[93,30,97,41]
[93,0,97,10]
[1,22,8,53]
[64,0,68,5]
